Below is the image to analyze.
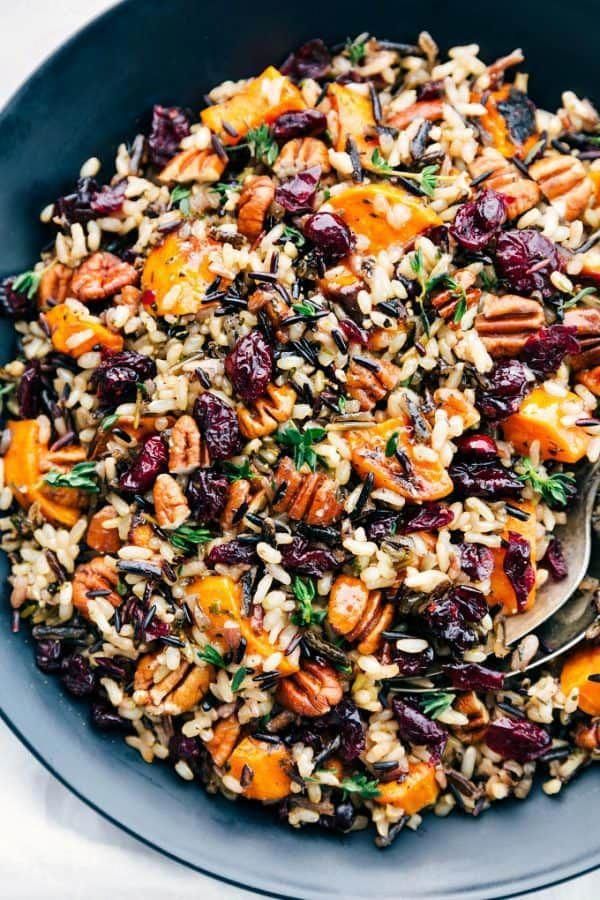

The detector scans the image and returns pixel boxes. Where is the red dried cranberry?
[495,230,565,298]
[119,434,168,493]
[329,699,366,761]
[520,324,579,377]
[303,211,355,263]
[338,318,369,346]
[496,89,536,145]
[391,697,448,758]
[503,531,535,612]
[18,360,43,417]
[454,433,499,461]
[148,105,191,168]
[392,645,434,677]
[207,539,258,566]
[450,585,488,622]
[423,595,477,654]
[169,733,202,764]
[193,392,242,460]
[224,331,273,402]
[91,350,157,405]
[542,537,568,581]
[423,224,450,251]
[275,166,320,213]
[60,653,96,697]
[272,109,327,142]
[186,469,229,523]
[281,39,331,81]
[94,655,134,681]
[449,461,523,500]
[280,537,341,577]
[91,702,131,731]
[365,512,399,541]
[35,638,62,673]
[401,503,454,533]
[0,276,36,318]
[485,716,551,762]
[417,79,445,101]
[458,543,494,581]
[55,177,99,224]
[90,179,127,216]
[443,662,504,691]
[450,189,507,251]
[476,359,530,422]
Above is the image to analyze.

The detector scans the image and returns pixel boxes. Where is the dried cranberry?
[365,512,399,541]
[55,177,99,224]
[186,469,229,523]
[275,166,320,213]
[401,503,454,533]
[417,80,445,101]
[503,531,535,612]
[91,702,131,731]
[485,716,551,762]
[0,276,36,319]
[281,39,331,81]
[225,330,273,402]
[521,324,579,377]
[496,89,536,145]
[423,596,476,654]
[90,180,127,216]
[145,616,170,641]
[169,733,202,764]
[18,360,43,417]
[193,392,242,460]
[450,585,488,622]
[207,539,258,566]
[423,224,450,252]
[450,189,507,251]
[60,653,96,697]
[35,638,62,673]
[454,433,499,461]
[329,699,366,761]
[475,359,530,422]
[303,211,355,263]
[391,645,434,677]
[91,350,157,405]
[458,543,494,582]
[542,537,568,581]
[443,662,504,691]
[272,109,327,142]
[495,230,565,298]
[119,434,168,493]
[148,105,190,168]
[94,655,134,681]
[280,537,341,577]
[391,697,448,758]
[338,318,369,346]
[449,461,523,500]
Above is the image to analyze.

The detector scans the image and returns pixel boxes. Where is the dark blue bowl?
[0,1,599,896]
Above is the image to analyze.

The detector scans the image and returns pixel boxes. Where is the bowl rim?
[0,1,598,896]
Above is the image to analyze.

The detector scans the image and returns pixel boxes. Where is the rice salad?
[1,32,599,845]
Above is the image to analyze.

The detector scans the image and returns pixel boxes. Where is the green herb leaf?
[13,270,41,300]
[452,292,468,323]
[370,148,395,175]
[410,248,424,278]
[276,423,326,472]
[420,691,456,719]
[223,460,254,482]
[562,286,597,310]
[291,576,326,626]
[170,184,192,216]
[518,457,576,507]
[209,181,240,204]
[44,461,100,493]
[339,773,381,800]
[169,523,213,553]
[246,124,279,166]
[231,666,249,692]
[419,165,439,198]
[281,224,306,248]
[101,412,119,431]
[345,35,367,65]
[385,431,399,457]
[293,299,319,316]
[337,394,347,414]
[198,644,228,669]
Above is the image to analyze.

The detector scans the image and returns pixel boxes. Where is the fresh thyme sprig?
[276,423,326,472]
[170,184,192,215]
[420,692,456,719]
[291,576,326,626]
[198,644,228,669]
[169,523,213,553]
[518,458,576,507]
[44,462,100,493]
[12,269,41,299]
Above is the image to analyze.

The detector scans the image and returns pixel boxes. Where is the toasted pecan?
[430,269,481,321]
[274,137,331,176]
[276,662,343,717]
[469,148,540,220]
[206,715,241,767]
[574,720,600,751]
[452,691,490,743]
[134,650,213,714]
[273,456,342,525]
[564,307,600,369]
[86,505,121,553]
[346,356,400,411]
[73,556,120,617]
[475,294,545,357]
[153,474,190,529]
[71,251,138,302]
[38,262,73,307]
[237,175,275,240]
[530,154,593,221]
[158,148,226,184]
[247,288,290,341]
[168,415,202,473]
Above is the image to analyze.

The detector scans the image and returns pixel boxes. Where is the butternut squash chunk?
[475,86,539,159]
[201,66,305,145]
[348,417,453,502]
[501,386,590,463]
[327,183,441,254]
[376,762,440,813]
[44,303,123,357]
[489,500,537,614]
[328,84,379,169]
[141,231,224,316]
[227,736,292,801]
[560,646,600,716]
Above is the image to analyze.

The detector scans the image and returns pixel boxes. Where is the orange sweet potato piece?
[348,417,453,503]
[577,366,600,396]
[387,98,444,131]
[44,303,123,357]
[560,646,600,716]
[327,183,441,254]
[227,736,292,801]
[475,86,539,159]
[501,386,590,463]
[186,575,298,675]
[376,762,440,814]
[327,575,370,636]
[489,500,537,614]
[201,66,305,145]
[328,83,379,169]
[141,230,224,316]
[433,388,480,430]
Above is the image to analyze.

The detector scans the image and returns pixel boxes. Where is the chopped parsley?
[223,459,254,482]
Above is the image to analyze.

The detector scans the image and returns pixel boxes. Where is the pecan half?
[153,474,190,529]
[343,589,394,655]
[247,287,290,342]
[73,556,120,617]
[273,138,331,177]
[71,251,138,302]
[237,175,275,240]
[431,270,480,321]
[206,715,241,767]
[158,148,226,184]
[168,415,202,473]
[134,650,213,714]
[452,691,490,743]
[564,307,600,369]
[38,262,73,307]
[273,456,343,525]
[574,720,600,751]
[276,662,343,717]
[469,148,540,220]
[475,294,545,357]
[530,154,593,221]
[117,285,142,310]
[86,505,121,553]
[238,383,296,439]
[346,356,400,412]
